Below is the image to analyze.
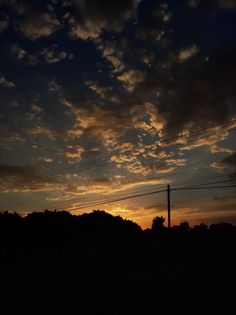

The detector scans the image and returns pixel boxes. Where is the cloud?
[69,22,100,40]
[18,12,60,40]
[121,1,236,146]
[99,176,168,194]
[179,45,198,61]
[25,104,44,121]
[134,42,236,145]
[176,124,235,152]
[98,40,125,73]
[63,100,165,153]
[0,73,15,88]
[0,1,61,39]
[29,122,84,142]
[48,174,169,202]
[66,145,85,160]
[188,0,200,8]
[0,130,26,151]
[212,152,236,172]
[70,0,141,40]
[40,45,74,64]
[66,127,84,139]
[62,99,186,176]
[0,0,27,14]
[0,13,9,33]
[210,145,233,154]
[10,44,27,60]
[29,125,62,140]
[188,0,236,10]
[131,103,164,135]
[10,44,39,65]
[85,80,117,101]
[187,202,236,215]
[48,80,61,93]
[0,163,65,192]
[111,151,177,176]
[123,158,184,176]
[117,69,145,92]
[10,44,73,65]
[0,163,41,178]
[217,0,236,9]
[38,157,53,163]
[63,100,131,147]
[214,190,236,202]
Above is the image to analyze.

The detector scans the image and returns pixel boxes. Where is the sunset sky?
[0,0,236,228]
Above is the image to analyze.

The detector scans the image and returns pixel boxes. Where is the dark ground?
[0,211,236,315]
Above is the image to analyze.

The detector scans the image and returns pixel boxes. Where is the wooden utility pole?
[167,184,171,229]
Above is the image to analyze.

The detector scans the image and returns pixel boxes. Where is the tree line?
[0,209,235,244]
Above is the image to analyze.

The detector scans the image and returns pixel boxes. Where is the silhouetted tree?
[193,223,208,233]
[179,221,191,232]
[209,222,235,233]
[151,216,166,232]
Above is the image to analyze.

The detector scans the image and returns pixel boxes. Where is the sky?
[0,0,236,228]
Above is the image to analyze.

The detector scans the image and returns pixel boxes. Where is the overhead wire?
[1,118,236,214]
[2,167,234,210]
[1,117,235,193]
[172,185,236,191]
[4,176,236,215]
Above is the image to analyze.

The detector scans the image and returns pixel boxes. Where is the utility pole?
[167,184,171,229]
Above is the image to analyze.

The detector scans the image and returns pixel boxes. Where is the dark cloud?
[188,202,236,214]
[187,0,236,9]
[0,163,65,192]
[217,0,236,9]
[85,80,118,102]
[18,12,60,40]
[131,25,236,140]
[0,164,42,191]
[10,43,73,65]
[70,0,141,39]
[213,152,236,172]
[48,80,61,93]
[63,99,133,147]
[92,178,111,185]
[10,43,27,60]
[0,73,15,88]
[0,12,9,33]
[144,201,184,211]
[214,190,236,202]
[40,45,74,64]
[0,163,41,179]
[0,0,60,40]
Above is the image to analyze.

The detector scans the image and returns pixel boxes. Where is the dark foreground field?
[0,210,236,315]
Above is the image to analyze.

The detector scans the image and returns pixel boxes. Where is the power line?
[15,184,168,212]
[182,178,236,188]
[43,176,236,212]
[1,117,236,214]
[2,169,235,211]
[1,118,235,193]
[48,182,236,212]
[69,185,236,212]
[171,173,234,188]
[68,181,236,210]
[171,176,236,189]
[66,188,167,212]
[3,182,236,221]
[1,167,227,209]
[11,187,167,213]
[161,119,236,144]
[172,185,236,191]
